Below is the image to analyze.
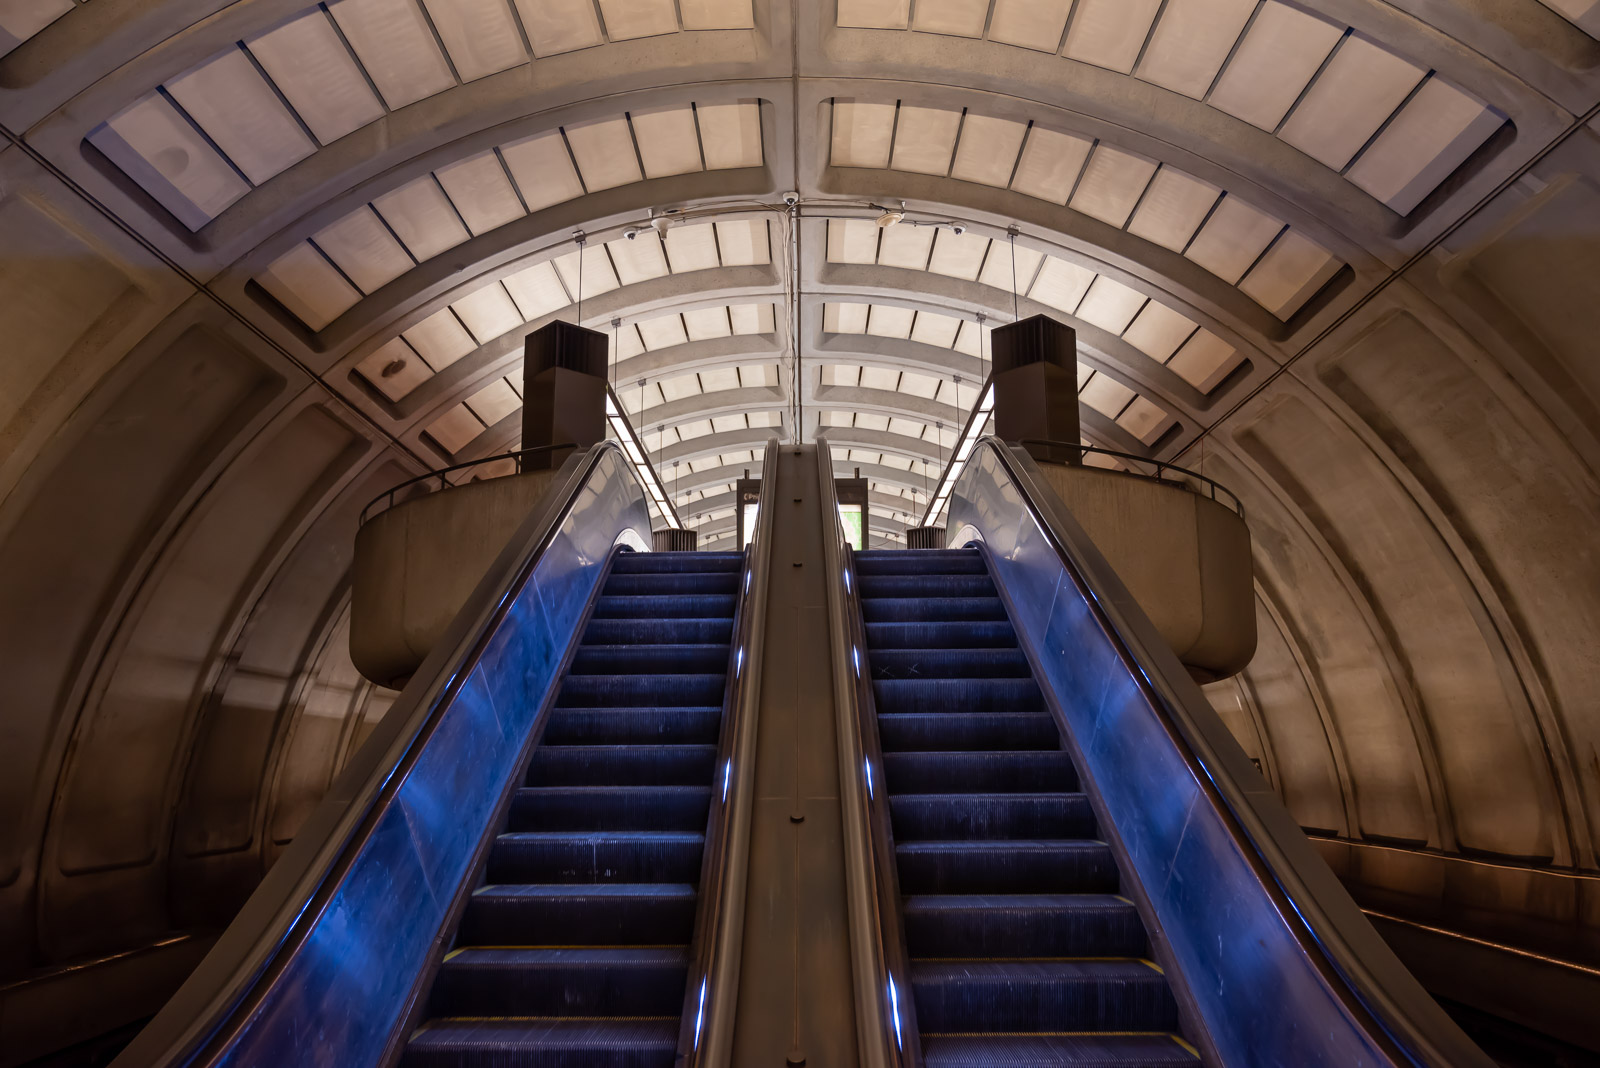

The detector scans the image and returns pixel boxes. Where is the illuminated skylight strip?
[920,376,994,527]
[606,387,683,529]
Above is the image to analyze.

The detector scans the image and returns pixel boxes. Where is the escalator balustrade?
[403,550,742,1067]
[857,547,1201,1067]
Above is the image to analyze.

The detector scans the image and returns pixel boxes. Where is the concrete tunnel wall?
[0,0,1599,1058]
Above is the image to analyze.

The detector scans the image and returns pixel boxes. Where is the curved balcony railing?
[357,442,577,525]
[1020,438,1245,519]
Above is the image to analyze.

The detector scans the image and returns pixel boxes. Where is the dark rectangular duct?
[522,320,608,470]
[990,313,1079,464]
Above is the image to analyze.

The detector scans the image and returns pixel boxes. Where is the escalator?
[856,547,1197,1066]
[404,551,741,1065]
[820,438,1496,1068]
[111,441,773,1068]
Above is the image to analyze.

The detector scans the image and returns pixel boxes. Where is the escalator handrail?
[678,439,780,1068]
[113,441,651,1068]
[816,449,923,1068]
[953,437,1494,1068]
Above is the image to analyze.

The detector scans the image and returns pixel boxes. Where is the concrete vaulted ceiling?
[8,4,1600,1055]
[3,0,1585,545]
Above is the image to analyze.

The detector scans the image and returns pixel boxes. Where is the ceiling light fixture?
[875,202,905,227]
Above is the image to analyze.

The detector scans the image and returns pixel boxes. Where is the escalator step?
[459,883,698,945]
[527,745,718,787]
[895,840,1118,895]
[919,1032,1198,1066]
[873,678,1045,716]
[877,712,1060,752]
[592,594,736,619]
[541,707,722,746]
[611,551,742,573]
[487,831,705,884]
[902,894,1146,957]
[430,947,688,1016]
[403,1017,679,1068]
[854,549,985,575]
[910,959,1179,1033]
[859,574,997,598]
[582,618,735,645]
[890,793,1096,841]
[869,648,1033,680]
[864,621,1019,649]
[602,572,739,596]
[555,674,727,708]
[861,596,1008,623]
[569,644,731,675]
[883,751,1077,794]
[508,786,711,832]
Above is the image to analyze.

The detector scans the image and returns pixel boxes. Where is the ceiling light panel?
[0,0,70,57]
[953,319,991,358]
[696,102,764,169]
[684,307,733,340]
[928,229,989,280]
[665,223,720,272]
[357,338,431,400]
[1009,127,1094,204]
[1239,229,1340,318]
[820,364,860,387]
[1278,35,1424,171]
[832,100,897,168]
[890,105,962,175]
[606,231,670,285]
[91,95,251,230]
[861,365,899,391]
[451,282,523,340]
[877,224,936,270]
[1136,0,1256,98]
[1183,195,1284,284]
[950,115,1029,186]
[467,377,521,424]
[1079,372,1135,417]
[512,0,603,55]
[911,0,988,36]
[615,325,646,359]
[711,413,745,434]
[988,0,1071,51]
[314,209,413,293]
[824,302,870,333]
[638,314,689,349]
[1535,0,1600,36]
[1122,301,1197,362]
[701,366,740,392]
[166,49,317,185]
[1063,0,1163,74]
[405,307,477,367]
[828,218,880,264]
[855,413,891,432]
[977,241,1043,294]
[326,0,457,110]
[1346,78,1502,215]
[887,416,926,438]
[500,131,586,210]
[866,305,916,338]
[659,373,702,402]
[837,0,910,28]
[1207,3,1344,132]
[596,0,679,40]
[681,0,755,30]
[677,418,714,438]
[435,152,526,234]
[899,371,939,399]
[1076,276,1148,335]
[427,403,484,454]
[1167,329,1241,392]
[247,12,385,145]
[631,106,704,177]
[564,117,643,191]
[373,177,470,261]
[258,244,362,329]
[1029,256,1096,315]
[418,0,526,81]
[1126,167,1221,251]
[729,303,776,333]
[1070,144,1158,228]
[501,260,571,321]
[1117,396,1170,444]
[911,311,961,348]
[741,363,779,387]
[715,220,772,265]
[552,246,621,299]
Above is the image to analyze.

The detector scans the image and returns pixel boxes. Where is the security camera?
[623,227,641,240]
[951,223,966,235]
[782,191,800,206]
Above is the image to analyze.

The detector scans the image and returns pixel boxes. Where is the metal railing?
[1021,438,1245,519]
[358,443,576,526]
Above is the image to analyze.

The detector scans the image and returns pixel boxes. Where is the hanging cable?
[575,231,586,323]
[1008,226,1020,322]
